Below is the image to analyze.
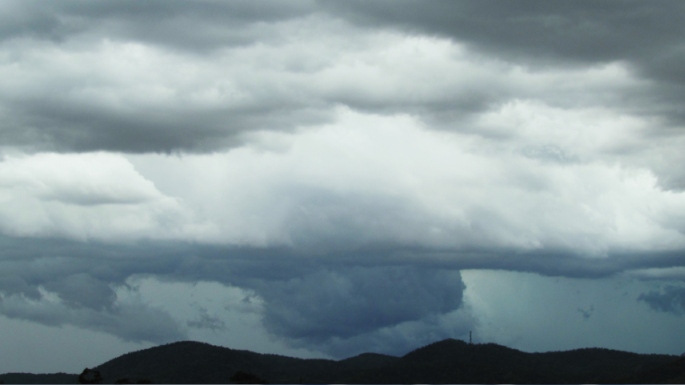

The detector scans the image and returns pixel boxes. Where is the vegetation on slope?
[1,338,681,383]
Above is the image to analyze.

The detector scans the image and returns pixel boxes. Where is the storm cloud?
[257,266,463,338]
[638,285,685,315]
[2,1,682,156]
[1,0,685,372]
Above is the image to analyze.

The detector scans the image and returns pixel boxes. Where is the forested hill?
[1,338,682,383]
[0,372,77,384]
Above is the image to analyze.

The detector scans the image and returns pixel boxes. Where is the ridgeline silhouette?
[1,338,682,383]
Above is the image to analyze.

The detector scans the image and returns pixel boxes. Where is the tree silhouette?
[230,370,267,384]
[78,368,103,384]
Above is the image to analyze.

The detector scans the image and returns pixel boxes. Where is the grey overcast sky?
[2,0,685,373]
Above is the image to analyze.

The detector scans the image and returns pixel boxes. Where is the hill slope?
[1,339,681,383]
[341,339,678,383]
[90,338,677,384]
[0,372,77,384]
[630,355,685,384]
[94,341,337,384]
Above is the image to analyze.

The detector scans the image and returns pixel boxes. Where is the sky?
[1,0,685,374]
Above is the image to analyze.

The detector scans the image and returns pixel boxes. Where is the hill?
[0,372,77,384]
[629,355,685,383]
[1,339,681,383]
[339,339,678,383]
[89,338,679,384]
[93,341,337,384]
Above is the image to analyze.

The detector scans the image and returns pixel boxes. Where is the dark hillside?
[336,352,400,374]
[348,339,546,383]
[75,339,685,384]
[538,348,678,383]
[1,339,678,383]
[629,355,685,383]
[94,341,338,384]
[336,339,675,384]
[0,372,77,384]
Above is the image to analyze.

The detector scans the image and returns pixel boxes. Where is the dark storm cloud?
[638,285,685,315]
[15,0,683,69]
[246,265,473,357]
[0,296,187,343]
[2,1,685,366]
[3,94,330,153]
[319,0,683,67]
[0,0,313,50]
[0,236,190,343]
[0,275,40,300]
[320,0,685,126]
[0,0,331,153]
[42,273,117,310]
[4,0,683,154]
[1,231,684,354]
[256,266,463,341]
[0,236,473,356]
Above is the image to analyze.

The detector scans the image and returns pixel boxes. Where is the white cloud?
[122,107,685,260]
[1,104,680,261]
[0,152,211,241]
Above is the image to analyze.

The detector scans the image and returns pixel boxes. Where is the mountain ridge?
[1,338,681,383]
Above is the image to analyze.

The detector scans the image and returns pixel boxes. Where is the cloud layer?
[1,0,685,368]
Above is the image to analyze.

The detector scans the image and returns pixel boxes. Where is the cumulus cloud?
[305,308,474,358]
[2,0,685,366]
[122,108,685,267]
[0,104,684,356]
[0,152,161,205]
[255,266,463,339]
[0,152,212,241]
[320,0,685,188]
[0,0,665,157]
[223,265,469,358]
